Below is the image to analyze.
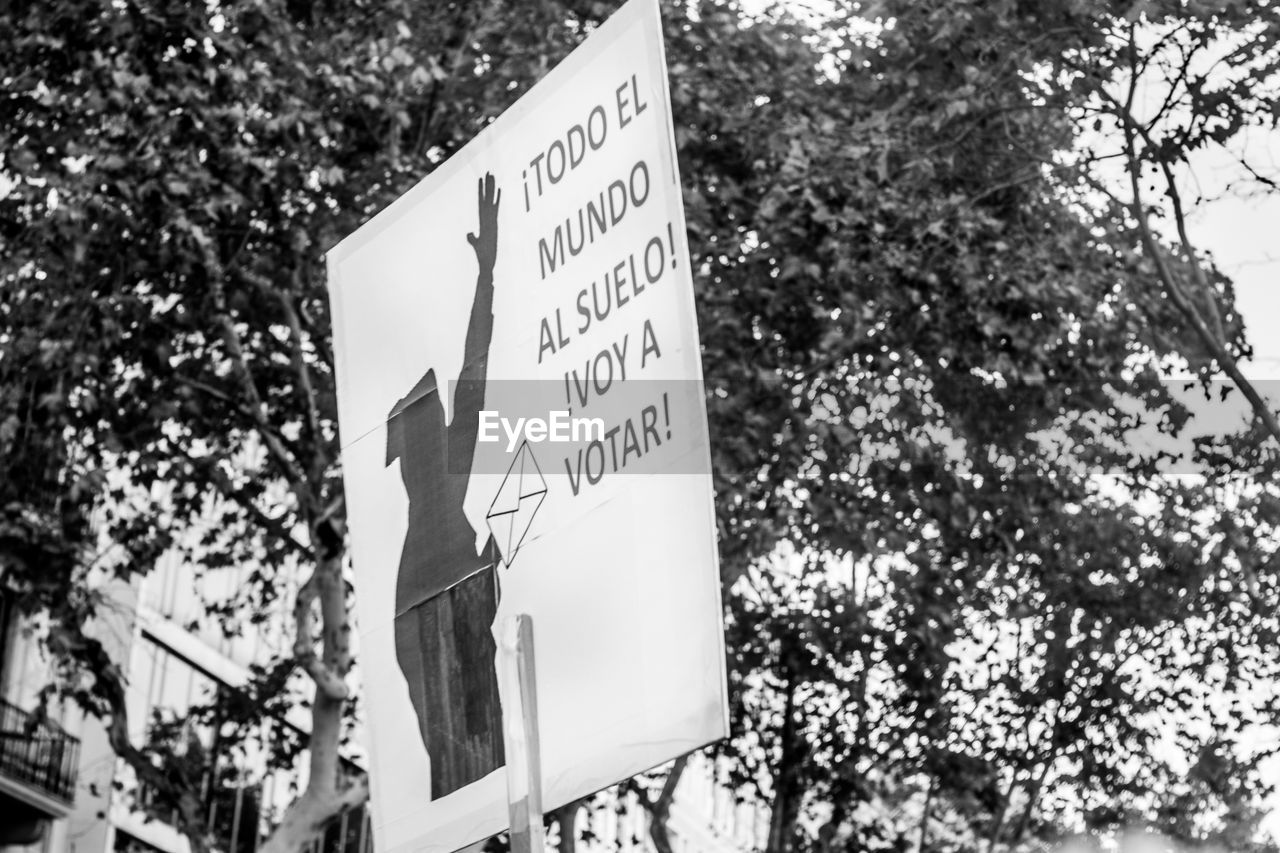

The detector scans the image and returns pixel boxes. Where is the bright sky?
[1190,189,1280,380]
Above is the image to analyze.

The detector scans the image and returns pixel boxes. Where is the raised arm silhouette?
[385,173,504,800]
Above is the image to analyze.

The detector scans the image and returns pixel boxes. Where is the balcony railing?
[0,698,80,805]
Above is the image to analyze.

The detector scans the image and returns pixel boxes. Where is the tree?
[676,1,1280,850]
[1,0,578,847]
[6,1,1280,853]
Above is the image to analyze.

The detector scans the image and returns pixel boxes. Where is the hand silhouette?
[467,172,500,274]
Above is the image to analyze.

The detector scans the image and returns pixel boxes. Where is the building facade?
[0,581,120,853]
[0,550,369,853]
[0,589,79,848]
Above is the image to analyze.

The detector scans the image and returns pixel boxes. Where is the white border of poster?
[327,1,728,851]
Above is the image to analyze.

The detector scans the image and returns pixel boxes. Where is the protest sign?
[327,1,727,850]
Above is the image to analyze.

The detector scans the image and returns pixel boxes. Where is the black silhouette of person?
[385,173,504,800]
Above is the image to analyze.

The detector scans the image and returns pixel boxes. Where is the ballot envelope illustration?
[485,441,548,567]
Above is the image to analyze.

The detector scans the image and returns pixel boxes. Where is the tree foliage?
[5,1,1280,852]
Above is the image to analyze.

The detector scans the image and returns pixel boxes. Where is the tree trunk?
[916,774,933,853]
[641,754,689,853]
[257,776,369,853]
[257,536,366,853]
[553,800,581,853]
[766,672,799,853]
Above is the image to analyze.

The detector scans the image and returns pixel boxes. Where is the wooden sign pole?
[499,613,546,853]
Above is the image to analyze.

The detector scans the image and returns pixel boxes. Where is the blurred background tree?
[4,1,1280,852]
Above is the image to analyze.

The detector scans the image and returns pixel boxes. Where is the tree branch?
[50,637,211,852]
[207,274,314,512]
[1125,172,1280,448]
[239,267,329,483]
[171,442,312,561]
[916,773,933,853]
[628,754,690,853]
[1082,30,1280,447]
[277,278,327,479]
[291,562,349,702]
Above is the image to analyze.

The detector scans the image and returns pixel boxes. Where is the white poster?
[327,1,727,850]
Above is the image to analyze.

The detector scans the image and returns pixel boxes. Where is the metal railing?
[0,697,80,804]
